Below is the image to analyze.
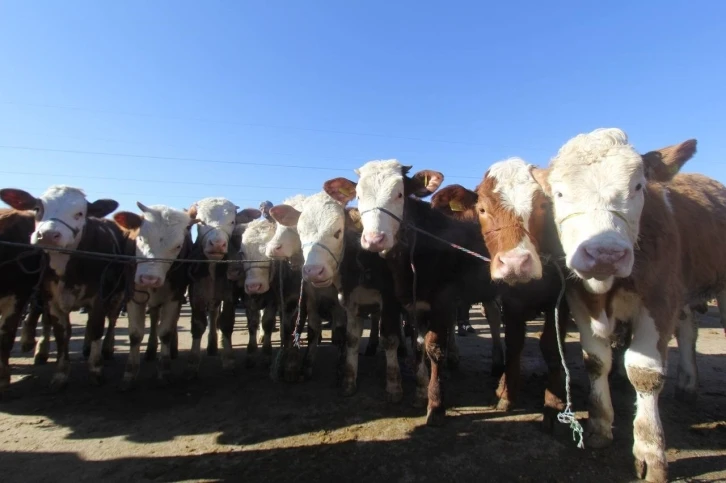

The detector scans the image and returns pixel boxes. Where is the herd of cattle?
[0,127,724,482]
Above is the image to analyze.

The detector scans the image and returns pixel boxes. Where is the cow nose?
[245,283,262,294]
[139,274,162,287]
[303,265,325,278]
[36,229,62,246]
[363,232,385,245]
[571,240,631,276]
[209,239,228,252]
[273,244,283,254]
[495,252,532,275]
[584,245,627,264]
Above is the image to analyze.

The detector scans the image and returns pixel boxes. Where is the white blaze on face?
[238,218,276,294]
[355,159,406,253]
[297,191,345,288]
[549,128,645,293]
[32,186,90,249]
[193,197,238,260]
[134,205,191,288]
[265,194,306,259]
[487,157,543,282]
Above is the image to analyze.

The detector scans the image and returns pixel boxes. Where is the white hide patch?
[33,185,89,246]
[297,191,346,282]
[266,194,307,259]
[354,159,406,251]
[239,218,276,292]
[134,205,191,283]
[194,197,238,237]
[488,157,540,226]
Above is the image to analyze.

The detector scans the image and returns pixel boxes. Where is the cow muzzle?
[570,237,633,279]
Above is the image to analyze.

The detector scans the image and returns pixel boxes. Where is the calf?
[272,192,404,400]
[185,197,260,376]
[112,202,196,387]
[0,186,130,389]
[325,161,499,425]
[0,208,44,390]
[545,128,695,482]
[433,161,570,431]
[430,185,505,377]
[226,217,303,372]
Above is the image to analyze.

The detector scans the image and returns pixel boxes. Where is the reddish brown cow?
[436,162,570,430]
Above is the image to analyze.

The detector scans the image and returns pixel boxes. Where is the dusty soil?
[1,304,724,483]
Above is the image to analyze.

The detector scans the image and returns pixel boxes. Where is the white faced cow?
[186,197,260,376]
[113,203,197,388]
[0,186,129,389]
[265,194,307,263]
[546,128,695,483]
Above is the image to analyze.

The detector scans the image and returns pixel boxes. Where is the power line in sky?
[1,100,490,147]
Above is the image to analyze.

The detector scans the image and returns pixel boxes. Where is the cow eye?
[175,244,182,250]
[478,207,485,214]
[333,229,342,239]
[74,212,83,220]
[635,183,642,191]
[397,192,403,199]
[555,192,563,199]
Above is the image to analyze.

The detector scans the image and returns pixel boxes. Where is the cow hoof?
[102,349,114,361]
[426,408,446,427]
[245,357,256,369]
[634,458,667,483]
[34,353,49,365]
[674,387,698,403]
[586,432,613,449]
[145,350,157,362]
[0,376,10,393]
[303,366,313,381]
[157,372,173,387]
[413,392,427,409]
[206,346,218,357]
[386,390,403,404]
[50,374,68,391]
[222,360,236,374]
[119,378,135,392]
[341,381,357,397]
[496,398,512,412]
[89,372,105,386]
[541,408,557,434]
[364,344,377,357]
[170,347,179,360]
[82,345,91,360]
[21,339,36,353]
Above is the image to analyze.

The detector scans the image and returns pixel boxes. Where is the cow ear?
[431,184,477,212]
[529,167,552,196]
[88,199,119,218]
[323,178,357,205]
[642,139,697,182]
[113,211,143,230]
[0,188,38,211]
[406,170,444,198]
[236,208,262,224]
[269,204,302,227]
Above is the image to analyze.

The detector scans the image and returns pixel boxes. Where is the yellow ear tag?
[449,200,464,212]
[339,186,352,197]
[424,174,429,187]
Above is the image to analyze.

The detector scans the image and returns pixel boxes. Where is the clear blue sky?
[1,1,724,213]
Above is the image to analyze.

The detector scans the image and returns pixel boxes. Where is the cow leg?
[86,302,107,385]
[170,325,179,360]
[396,316,408,357]
[342,307,363,397]
[102,296,123,361]
[0,295,25,391]
[158,300,181,384]
[364,308,380,356]
[539,306,566,433]
[245,306,260,368]
[121,300,146,390]
[626,310,669,483]
[145,306,160,361]
[282,296,305,382]
[49,306,72,390]
[302,300,323,380]
[82,316,92,360]
[424,314,448,426]
[569,293,614,449]
[483,301,505,378]
[381,297,402,403]
[674,306,698,402]
[495,311,526,412]
[20,298,42,353]
[34,311,52,365]
[207,304,220,356]
[260,305,277,368]
[218,299,237,372]
[187,305,208,377]
[717,290,726,334]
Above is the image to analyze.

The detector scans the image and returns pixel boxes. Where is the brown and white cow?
[0,186,130,389]
[0,208,44,390]
[545,128,695,482]
[113,203,197,388]
[185,197,260,376]
[433,160,571,431]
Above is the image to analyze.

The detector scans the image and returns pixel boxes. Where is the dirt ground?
[0,303,724,483]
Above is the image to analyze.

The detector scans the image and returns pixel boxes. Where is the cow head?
[265,194,306,260]
[0,185,118,249]
[547,128,696,293]
[188,197,260,260]
[272,191,344,288]
[228,218,276,294]
[114,202,197,288]
[325,160,443,253]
